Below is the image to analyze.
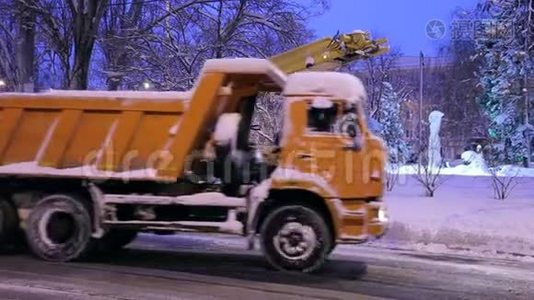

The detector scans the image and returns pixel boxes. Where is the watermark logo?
[426,19,446,40]
[450,18,515,41]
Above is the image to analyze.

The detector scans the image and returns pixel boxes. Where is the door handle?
[297,153,314,159]
[342,143,362,151]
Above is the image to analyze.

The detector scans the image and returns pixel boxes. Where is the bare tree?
[6,0,327,91]
[412,146,446,197]
[484,142,521,200]
[68,0,109,89]
[17,0,108,89]
[127,0,319,90]
[251,93,284,145]
[489,166,520,200]
[99,0,144,90]
[385,164,400,191]
[0,1,19,90]
[347,49,406,120]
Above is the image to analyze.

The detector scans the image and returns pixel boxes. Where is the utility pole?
[418,51,424,172]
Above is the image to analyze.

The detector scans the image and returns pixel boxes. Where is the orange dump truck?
[0,58,388,272]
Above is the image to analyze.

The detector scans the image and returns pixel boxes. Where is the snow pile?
[497,165,534,177]
[398,163,534,177]
[375,176,534,257]
[441,164,489,176]
[460,150,488,172]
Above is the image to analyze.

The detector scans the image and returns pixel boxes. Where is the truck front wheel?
[260,205,332,273]
[25,195,93,262]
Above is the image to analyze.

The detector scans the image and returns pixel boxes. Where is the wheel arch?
[0,178,104,238]
[255,188,339,241]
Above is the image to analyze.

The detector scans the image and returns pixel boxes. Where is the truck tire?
[25,194,93,262]
[260,205,332,273]
[97,229,138,252]
[0,199,19,246]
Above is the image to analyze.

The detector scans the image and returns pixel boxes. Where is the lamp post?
[418,51,424,173]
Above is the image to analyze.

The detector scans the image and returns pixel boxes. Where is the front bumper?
[334,200,389,244]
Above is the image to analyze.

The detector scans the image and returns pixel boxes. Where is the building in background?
[350,55,488,161]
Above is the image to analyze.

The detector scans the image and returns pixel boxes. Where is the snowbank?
[398,149,534,177]
[375,176,534,258]
[398,164,534,177]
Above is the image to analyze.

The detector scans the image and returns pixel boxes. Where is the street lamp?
[0,79,6,87]
[142,80,152,90]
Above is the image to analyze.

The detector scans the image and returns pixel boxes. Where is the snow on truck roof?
[283,72,366,104]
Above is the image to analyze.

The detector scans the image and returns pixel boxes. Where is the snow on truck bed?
[43,90,193,100]
[0,161,157,180]
[0,89,194,101]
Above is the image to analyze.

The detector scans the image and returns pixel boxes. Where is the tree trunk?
[68,0,108,90]
[16,1,36,92]
[70,46,93,90]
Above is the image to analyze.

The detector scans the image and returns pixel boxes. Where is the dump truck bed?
[0,91,189,180]
[0,58,286,182]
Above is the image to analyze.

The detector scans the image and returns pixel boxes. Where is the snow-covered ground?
[374,174,534,259]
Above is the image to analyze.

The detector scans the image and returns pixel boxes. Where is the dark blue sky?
[309,0,478,56]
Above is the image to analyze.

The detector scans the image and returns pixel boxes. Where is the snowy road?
[1,234,533,300]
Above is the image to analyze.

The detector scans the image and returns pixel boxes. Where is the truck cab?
[195,59,389,271]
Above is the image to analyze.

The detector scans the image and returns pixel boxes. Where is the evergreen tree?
[377,82,408,164]
[474,0,533,164]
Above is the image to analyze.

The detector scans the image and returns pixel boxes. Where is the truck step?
[103,192,246,208]
[104,209,243,235]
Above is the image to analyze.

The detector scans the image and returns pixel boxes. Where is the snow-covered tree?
[377,82,408,164]
[473,0,533,165]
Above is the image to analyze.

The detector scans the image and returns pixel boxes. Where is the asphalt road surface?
[1,234,533,300]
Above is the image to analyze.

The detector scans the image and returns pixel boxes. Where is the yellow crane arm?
[269,30,389,74]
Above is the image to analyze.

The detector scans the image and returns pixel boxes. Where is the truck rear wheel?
[25,194,93,262]
[260,205,332,273]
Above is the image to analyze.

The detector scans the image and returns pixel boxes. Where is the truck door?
[290,98,366,199]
